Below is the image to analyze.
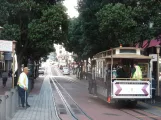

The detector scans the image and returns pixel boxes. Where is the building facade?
[54,44,74,66]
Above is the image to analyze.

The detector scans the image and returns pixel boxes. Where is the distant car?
[38,67,45,75]
[62,67,70,75]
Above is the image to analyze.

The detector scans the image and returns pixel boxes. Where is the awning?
[136,39,161,48]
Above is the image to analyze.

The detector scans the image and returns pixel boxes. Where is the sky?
[63,0,79,18]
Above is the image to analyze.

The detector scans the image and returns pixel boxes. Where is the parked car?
[62,67,70,75]
[38,67,45,75]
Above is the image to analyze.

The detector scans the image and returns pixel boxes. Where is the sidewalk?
[11,76,57,120]
[0,77,12,95]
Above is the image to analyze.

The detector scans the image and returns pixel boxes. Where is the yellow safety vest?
[132,65,142,80]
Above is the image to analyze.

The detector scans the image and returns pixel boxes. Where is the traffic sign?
[0,40,13,52]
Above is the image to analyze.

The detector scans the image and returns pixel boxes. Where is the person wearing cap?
[17,67,30,108]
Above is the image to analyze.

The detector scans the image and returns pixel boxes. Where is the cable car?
[89,47,152,106]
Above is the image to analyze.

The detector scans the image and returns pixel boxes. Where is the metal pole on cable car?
[156,45,160,96]
[111,48,113,98]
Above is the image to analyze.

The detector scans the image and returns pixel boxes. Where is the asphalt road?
[50,66,161,120]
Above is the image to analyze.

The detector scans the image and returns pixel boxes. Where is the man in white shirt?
[17,67,30,108]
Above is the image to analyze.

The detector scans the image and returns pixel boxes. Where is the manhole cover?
[58,104,65,108]
[70,104,77,108]
[103,113,120,116]
[73,109,82,114]
[59,108,67,114]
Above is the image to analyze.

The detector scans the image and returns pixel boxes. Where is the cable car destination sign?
[0,40,13,52]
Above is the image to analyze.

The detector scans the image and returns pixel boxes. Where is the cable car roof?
[93,47,152,60]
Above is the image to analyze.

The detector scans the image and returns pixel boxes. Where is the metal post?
[157,53,160,96]
[12,40,17,88]
[156,45,160,96]
[12,51,15,88]
[1,95,6,120]
[0,97,2,120]
[15,87,19,108]
[5,91,12,120]
[11,89,16,117]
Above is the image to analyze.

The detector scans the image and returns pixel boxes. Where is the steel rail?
[119,109,143,120]
[131,109,158,120]
[51,78,78,120]
[49,78,62,120]
[53,77,93,120]
[52,67,160,120]
[48,67,62,120]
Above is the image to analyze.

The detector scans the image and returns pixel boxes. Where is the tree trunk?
[17,55,23,76]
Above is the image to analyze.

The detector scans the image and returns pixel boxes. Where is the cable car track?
[50,77,93,120]
[51,67,161,120]
[119,108,160,120]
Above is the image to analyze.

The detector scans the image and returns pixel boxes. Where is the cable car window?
[120,49,136,53]
[113,50,116,54]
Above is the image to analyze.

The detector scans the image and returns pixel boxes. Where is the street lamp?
[156,45,160,96]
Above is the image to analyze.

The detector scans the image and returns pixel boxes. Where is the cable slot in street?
[50,76,93,120]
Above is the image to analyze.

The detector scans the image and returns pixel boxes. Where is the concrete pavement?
[8,66,161,120]
[11,76,58,120]
[0,77,12,95]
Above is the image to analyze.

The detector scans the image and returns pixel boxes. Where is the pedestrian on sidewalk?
[17,67,30,108]
[8,68,12,77]
[2,70,8,88]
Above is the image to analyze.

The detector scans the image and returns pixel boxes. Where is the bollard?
[0,96,2,120]
[1,95,6,120]
[15,87,19,108]
[11,89,16,117]
[5,91,12,120]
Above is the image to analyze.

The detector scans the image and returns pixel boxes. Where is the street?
[50,66,161,120]
[1,1,161,120]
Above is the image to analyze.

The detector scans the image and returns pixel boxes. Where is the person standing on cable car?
[131,62,142,80]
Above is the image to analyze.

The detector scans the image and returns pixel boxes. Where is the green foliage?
[1,24,21,40]
[28,4,68,57]
[64,18,84,58]
[0,0,68,63]
[66,0,161,60]
[97,3,137,45]
[0,0,9,25]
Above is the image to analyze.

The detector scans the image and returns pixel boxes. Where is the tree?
[66,0,161,60]
[0,0,68,73]
[77,0,105,58]
[96,3,137,46]
[64,18,84,60]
